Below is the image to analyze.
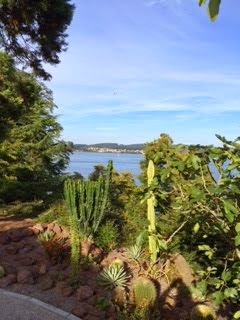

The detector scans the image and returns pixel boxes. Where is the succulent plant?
[133,277,157,308]
[127,244,143,261]
[98,264,129,289]
[190,304,216,320]
[0,266,5,278]
[110,258,124,268]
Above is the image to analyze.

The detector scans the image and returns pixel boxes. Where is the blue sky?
[46,0,240,146]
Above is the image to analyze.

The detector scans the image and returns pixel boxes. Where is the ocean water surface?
[66,152,144,180]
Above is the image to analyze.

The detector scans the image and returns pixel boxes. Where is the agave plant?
[127,232,145,261]
[98,264,129,289]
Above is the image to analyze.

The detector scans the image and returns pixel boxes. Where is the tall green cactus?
[133,277,157,308]
[64,160,113,240]
[64,179,80,280]
[64,160,112,281]
[147,160,157,263]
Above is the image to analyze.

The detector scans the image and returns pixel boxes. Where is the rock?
[46,222,55,232]
[55,281,67,293]
[62,286,74,297]
[0,233,10,245]
[90,246,104,263]
[22,228,34,237]
[18,244,33,254]
[8,230,23,242]
[105,302,117,320]
[17,269,34,284]
[0,277,12,288]
[81,240,93,257]
[52,223,62,234]
[39,277,54,291]
[19,256,35,266]
[1,263,17,275]
[76,285,94,301]
[72,303,89,318]
[170,254,195,286]
[60,227,69,239]
[38,262,49,275]
[32,223,44,234]
[5,244,20,255]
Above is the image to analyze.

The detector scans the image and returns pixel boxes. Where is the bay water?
[66,152,144,180]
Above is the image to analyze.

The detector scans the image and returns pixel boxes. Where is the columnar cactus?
[133,277,157,308]
[147,160,157,263]
[64,160,113,280]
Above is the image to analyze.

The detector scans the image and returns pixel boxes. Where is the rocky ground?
[0,215,222,320]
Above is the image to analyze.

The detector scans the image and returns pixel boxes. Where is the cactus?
[147,160,158,263]
[190,304,216,320]
[64,178,80,280]
[110,258,124,269]
[64,161,113,282]
[64,160,113,240]
[133,277,157,309]
[0,266,5,278]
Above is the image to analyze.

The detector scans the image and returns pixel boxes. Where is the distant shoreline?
[74,149,143,154]
[73,143,144,154]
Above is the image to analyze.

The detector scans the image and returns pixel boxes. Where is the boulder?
[76,285,94,301]
[72,303,89,318]
[17,269,34,284]
[39,277,54,291]
[0,233,10,245]
[8,230,23,242]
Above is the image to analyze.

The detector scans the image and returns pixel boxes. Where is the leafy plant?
[98,264,129,290]
[95,220,119,251]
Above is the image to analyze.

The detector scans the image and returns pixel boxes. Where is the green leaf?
[233,310,240,319]
[223,200,237,223]
[235,223,240,233]
[221,270,231,282]
[224,287,238,299]
[207,0,221,21]
[211,290,224,305]
[235,234,240,247]
[198,0,207,6]
[193,223,200,233]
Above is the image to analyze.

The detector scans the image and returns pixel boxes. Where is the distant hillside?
[74,143,144,153]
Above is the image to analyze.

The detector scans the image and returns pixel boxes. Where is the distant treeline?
[74,143,144,151]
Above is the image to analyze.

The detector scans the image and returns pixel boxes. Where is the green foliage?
[0,0,74,79]
[141,133,240,313]
[37,200,69,227]
[98,264,129,289]
[190,304,216,320]
[198,0,221,21]
[95,220,119,252]
[0,266,5,278]
[0,52,72,202]
[133,277,157,308]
